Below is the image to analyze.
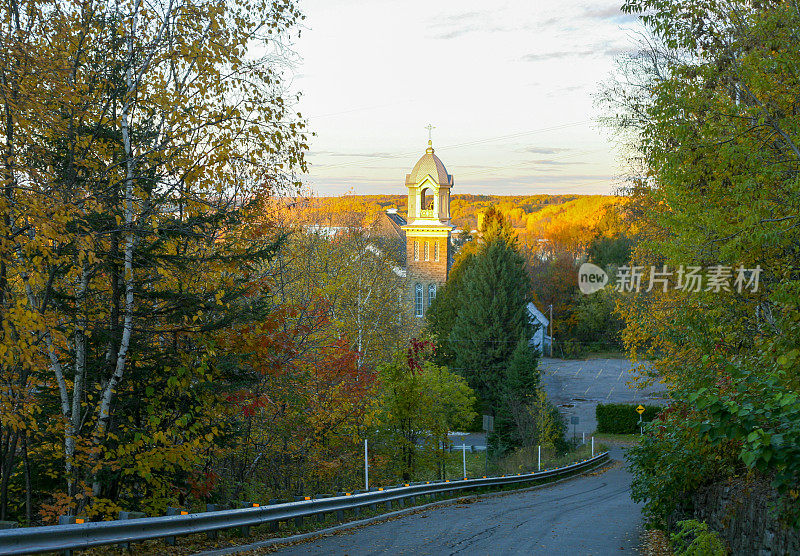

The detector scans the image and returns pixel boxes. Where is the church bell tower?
[401,137,454,318]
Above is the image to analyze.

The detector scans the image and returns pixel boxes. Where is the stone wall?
[681,476,799,555]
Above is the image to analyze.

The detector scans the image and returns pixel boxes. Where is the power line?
[312,121,592,170]
[456,148,604,179]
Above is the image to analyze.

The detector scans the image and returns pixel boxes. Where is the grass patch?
[435,440,609,480]
[434,441,606,480]
[592,432,642,444]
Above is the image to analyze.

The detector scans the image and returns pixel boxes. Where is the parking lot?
[539,357,668,438]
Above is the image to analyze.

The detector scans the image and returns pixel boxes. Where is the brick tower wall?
[405,232,451,326]
[406,235,450,285]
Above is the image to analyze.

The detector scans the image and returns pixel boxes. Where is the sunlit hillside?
[293,194,625,254]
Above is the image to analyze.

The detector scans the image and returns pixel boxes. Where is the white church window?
[424,241,430,261]
[428,284,436,307]
[434,242,440,262]
[414,283,424,317]
[414,241,419,261]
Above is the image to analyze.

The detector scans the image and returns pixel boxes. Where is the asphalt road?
[270,447,641,555]
[539,358,668,436]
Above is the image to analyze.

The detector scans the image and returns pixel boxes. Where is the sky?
[290,0,641,197]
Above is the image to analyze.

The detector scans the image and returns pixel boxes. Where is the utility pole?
[364,438,369,490]
[549,304,554,357]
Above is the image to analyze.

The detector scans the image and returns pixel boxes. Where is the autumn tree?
[0,0,307,520]
[262,226,411,372]
[203,219,411,500]
[603,0,800,527]
[373,340,475,481]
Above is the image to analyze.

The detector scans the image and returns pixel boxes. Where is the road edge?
[194,457,614,556]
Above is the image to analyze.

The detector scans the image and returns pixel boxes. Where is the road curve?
[270,447,642,555]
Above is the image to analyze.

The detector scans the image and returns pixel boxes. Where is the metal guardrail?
[0,452,609,555]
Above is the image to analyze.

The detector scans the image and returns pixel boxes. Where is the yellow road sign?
[636,404,645,414]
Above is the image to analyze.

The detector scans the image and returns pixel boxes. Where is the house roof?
[385,210,407,227]
[527,302,549,327]
[371,210,407,240]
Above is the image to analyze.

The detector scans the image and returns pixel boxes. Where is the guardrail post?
[165,507,188,546]
[205,504,220,539]
[117,510,146,550]
[57,516,85,556]
[237,502,259,536]
[335,493,346,520]
[316,494,331,522]
[353,490,366,516]
[293,496,310,528]
[368,488,378,512]
[408,484,419,505]
[267,499,283,531]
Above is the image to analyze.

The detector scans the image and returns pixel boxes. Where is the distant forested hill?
[293,194,625,255]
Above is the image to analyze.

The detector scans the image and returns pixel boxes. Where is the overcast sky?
[290,0,641,197]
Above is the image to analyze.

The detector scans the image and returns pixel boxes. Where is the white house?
[527,302,552,355]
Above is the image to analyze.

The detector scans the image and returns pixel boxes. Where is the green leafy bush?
[670,520,727,555]
[627,405,741,527]
[557,338,586,359]
[596,403,660,434]
[689,363,800,527]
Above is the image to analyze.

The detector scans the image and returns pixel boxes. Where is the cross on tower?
[425,124,436,145]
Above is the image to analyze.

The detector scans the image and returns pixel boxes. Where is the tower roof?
[406,144,453,186]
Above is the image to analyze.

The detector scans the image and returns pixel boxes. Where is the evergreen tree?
[506,336,540,398]
[479,205,516,246]
[424,246,477,366]
[448,227,531,416]
[487,337,541,455]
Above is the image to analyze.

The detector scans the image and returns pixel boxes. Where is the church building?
[372,138,456,319]
[369,137,551,348]
[402,139,454,318]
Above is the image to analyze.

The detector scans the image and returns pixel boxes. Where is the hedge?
[596,403,662,434]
